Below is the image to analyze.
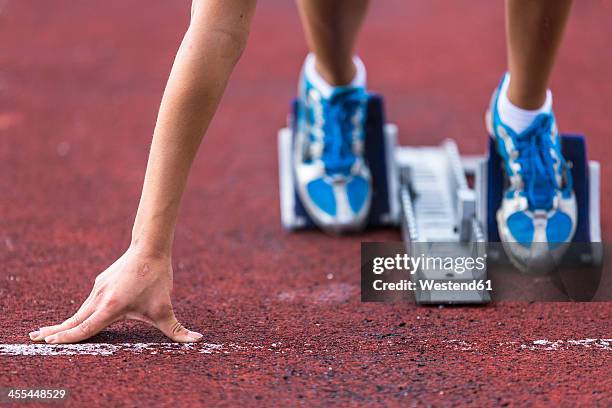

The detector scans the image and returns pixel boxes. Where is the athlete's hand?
[28,247,203,344]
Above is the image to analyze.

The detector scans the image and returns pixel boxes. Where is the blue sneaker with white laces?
[293,57,372,233]
[486,73,577,271]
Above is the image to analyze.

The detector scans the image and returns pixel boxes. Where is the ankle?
[498,74,553,133]
[314,60,357,87]
[507,88,548,110]
[505,74,549,110]
[304,53,366,98]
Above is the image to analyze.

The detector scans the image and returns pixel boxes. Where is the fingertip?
[188,331,203,342]
[29,331,41,341]
[44,335,58,344]
[171,330,203,343]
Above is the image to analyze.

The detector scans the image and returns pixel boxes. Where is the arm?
[29,0,257,344]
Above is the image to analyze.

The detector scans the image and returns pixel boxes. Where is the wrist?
[130,232,173,260]
[130,212,176,259]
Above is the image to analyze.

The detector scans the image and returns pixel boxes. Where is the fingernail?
[188,331,203,341]
[44,335,57,344]
[29,331,40,340]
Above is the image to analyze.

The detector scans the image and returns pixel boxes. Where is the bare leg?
[297,0,369,86]
[493,0,578,269]
[29,0,257,344]
[506,0,574,109]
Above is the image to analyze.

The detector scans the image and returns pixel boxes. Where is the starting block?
[476,136,602,261]
[396,140,489,304]
[278,94,602,304]
[278,95,400,230]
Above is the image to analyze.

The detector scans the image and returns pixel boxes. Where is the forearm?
[131,0,256,256]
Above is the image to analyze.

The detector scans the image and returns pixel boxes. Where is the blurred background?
[0,0,610,264]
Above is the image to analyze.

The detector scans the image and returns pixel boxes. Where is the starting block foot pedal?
[478,134,602,263]
[278,95,400,230]
[478,134,603,300]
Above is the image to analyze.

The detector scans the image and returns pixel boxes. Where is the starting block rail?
[396,140,489,304]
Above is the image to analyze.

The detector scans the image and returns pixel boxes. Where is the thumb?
[154,308,203,343]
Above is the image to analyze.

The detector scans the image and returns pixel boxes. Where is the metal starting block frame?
[278,94,601,305]
[396,141,489,304]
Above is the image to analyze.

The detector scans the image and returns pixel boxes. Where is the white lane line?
[443,340,474,351]
[443,338,612,351]
[0,341,287,356]
[0,342,224,356]
[521,338,612,351]
[2,338,610,356]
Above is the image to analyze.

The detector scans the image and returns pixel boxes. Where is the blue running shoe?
[486,73,577,272]
[293,57,372,233]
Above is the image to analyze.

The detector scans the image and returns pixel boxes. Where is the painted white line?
[2,338,609,356]
[444,340,474,351]
[443,338,612,352]
[0,341,287,357]
[521,338,612,351]
[0,342,223,356]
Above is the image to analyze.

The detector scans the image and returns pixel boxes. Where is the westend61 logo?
[369,253,490,294]
[361,242,607,303]
[372,253,486,275]
[361,242,492,302]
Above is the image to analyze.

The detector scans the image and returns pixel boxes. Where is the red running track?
[1,1,610,406]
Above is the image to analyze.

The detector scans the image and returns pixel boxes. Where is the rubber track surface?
[1,1,610,406]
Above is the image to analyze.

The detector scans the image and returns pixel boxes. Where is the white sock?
[497,73,553,134]
[304,53,366,99]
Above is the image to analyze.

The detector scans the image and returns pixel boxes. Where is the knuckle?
[93,275,104,287]
[78,320,91,336]
[171,321,185,336]
[99,291,123,312]
[70,314,82,324]
[93,288,105,301]
[38,328,50,337]
[103,296,119,309]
